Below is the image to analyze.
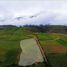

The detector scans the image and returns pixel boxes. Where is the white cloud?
[0,0,67,25]
[0,0,67,16]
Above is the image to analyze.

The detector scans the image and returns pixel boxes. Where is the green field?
[0,28,67,67]
[0,28,32,67]
[37,33,67,67]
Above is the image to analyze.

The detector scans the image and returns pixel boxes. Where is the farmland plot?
[19,38,44,66]
[37,33,67,67]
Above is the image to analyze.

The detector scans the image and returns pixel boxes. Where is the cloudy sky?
[0,0,67,25]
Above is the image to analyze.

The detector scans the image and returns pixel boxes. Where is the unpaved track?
[34,35,52,67]
[35,37,48,62]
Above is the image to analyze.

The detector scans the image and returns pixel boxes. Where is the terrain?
[0,25,67,67]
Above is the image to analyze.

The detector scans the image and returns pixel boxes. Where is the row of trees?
[23,25,67,33]
[0,25,67,33]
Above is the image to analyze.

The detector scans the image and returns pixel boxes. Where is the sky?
[0,0,67,25]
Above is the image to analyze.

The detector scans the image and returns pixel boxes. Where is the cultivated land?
[37,33,67,67]
[19,38,44,66]
[0,27,67,67]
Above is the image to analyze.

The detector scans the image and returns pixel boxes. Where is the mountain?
[0,25,17,28]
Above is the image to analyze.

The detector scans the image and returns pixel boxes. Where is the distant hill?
[23,25,67,34]
[0,25,67,33]
[0,25,17,29]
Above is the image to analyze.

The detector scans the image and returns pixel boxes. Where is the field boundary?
[34,35,52,67]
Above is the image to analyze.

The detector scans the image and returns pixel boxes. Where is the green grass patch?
[0,28,67,67]
[56,39,67,47]
[47,53,67,67]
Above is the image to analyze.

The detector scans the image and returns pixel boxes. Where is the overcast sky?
[0,0,67,17]
[0,0,67,25]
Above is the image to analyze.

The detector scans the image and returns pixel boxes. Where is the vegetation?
[23,25,67,33]
[0,27,32,67]
[0,25,67,67]
[37,33,67,67]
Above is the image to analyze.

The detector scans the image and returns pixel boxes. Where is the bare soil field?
[43,45,67,53]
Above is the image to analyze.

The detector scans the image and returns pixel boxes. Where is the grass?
[0,28,33,67]
[0,41,20,67]
[56,39,67,47]
[47,53,67,67]
[37,33,67,67]
[0,28,67,67]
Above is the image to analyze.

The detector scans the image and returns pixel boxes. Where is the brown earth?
[43,45,67,53]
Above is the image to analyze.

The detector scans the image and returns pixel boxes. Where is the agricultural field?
[0,28,67,67]
[37,33,67,67]
[0,28,32,67]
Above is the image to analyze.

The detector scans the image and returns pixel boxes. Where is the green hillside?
[0,27,67,67]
